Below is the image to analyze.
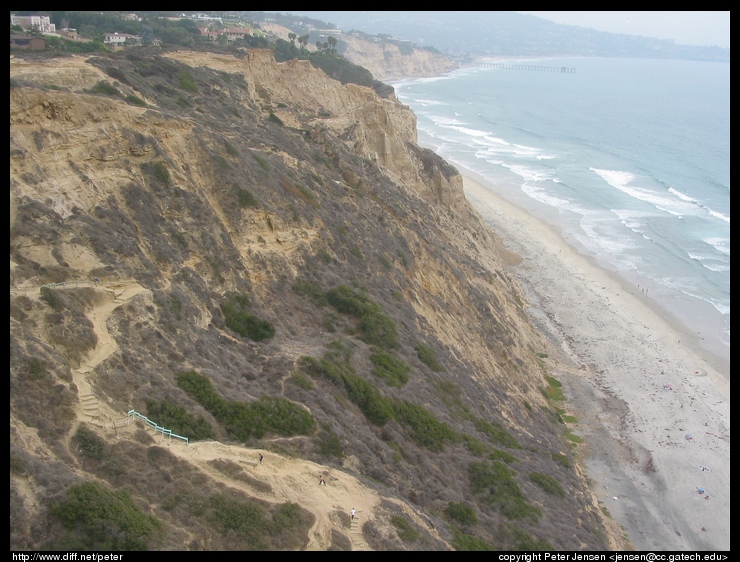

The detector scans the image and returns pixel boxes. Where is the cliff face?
[259,22,457,80]
[336,35,456,80]
[10,49,619,551]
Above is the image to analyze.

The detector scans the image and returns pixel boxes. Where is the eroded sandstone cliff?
[10,49,621,551]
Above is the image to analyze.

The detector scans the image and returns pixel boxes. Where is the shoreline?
[460,172,729,551]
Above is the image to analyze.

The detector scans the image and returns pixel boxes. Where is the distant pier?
[478,63,576,73]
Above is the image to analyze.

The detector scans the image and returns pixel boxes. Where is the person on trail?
[259,453,263,464]
[319,476,326,486]
[351,508,356,520]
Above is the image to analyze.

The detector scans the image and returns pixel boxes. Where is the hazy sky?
[518,11,730,49]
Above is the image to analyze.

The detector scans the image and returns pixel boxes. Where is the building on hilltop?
[10,14,56,34]
[103,32,140,49]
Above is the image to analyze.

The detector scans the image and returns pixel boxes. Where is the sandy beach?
[462,174,730,551]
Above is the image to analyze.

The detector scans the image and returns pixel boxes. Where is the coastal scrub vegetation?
[415,343,443,371]
[451,528,495,551]
[176,370,316,441]
[325,285,399,348]
[445,501,478,525]
[390,516,420,542]
[469,461,541,522]
[145,399,215,441]
[50,481,163,550]
[529,471,566,497]
[369,349,410,387]
[221,293,275,342]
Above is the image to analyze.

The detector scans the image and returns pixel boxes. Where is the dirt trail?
[39,277,446,550]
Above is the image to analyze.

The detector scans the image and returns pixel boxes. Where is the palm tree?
[288,32,296,46]
[298,34,309,51]
[328,36,337,55]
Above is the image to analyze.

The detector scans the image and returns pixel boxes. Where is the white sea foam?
[428,115,467,125]
[591,168,700,216]
[520,183,570,208]
[445,125,492,138]
[704,237,730,256]
[503,163,554,183]
[668,188,731,223]
[707,208,730,223]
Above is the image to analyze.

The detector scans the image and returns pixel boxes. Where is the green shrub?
[253,153,270,171]
[488,448,518,464]
[309,248,329,265]
[358,310,398,348]
[291,278,326,306]
[51,482,162,550]
[393,400,457,452]
[204,494,307,550]
[445,501,477,525]
[40,286,64,311]
[176,371,315,441]
[472,417,521,449]
[342,370,394,426]
[288,371,314,390]
[298,355,393,426]
[498,523,553,551]
[459,434,487,456]
[451,528,495,551]
[146,399,215,441]
[544,375,565,401]
[469,461,541,522]
[142,161,170,185]
[268,111,284,126]
[178,72,198,93]
[125,94,147,106]
[224,139,238,156]
[315,426,343,458]
[215,154,230,170]
[221,297,275,342]
[551,452,572,468]
[73,425,107,460]
[23,357,49,380]
[88,80,120,96]
[378,253,392,269]
[390,516,419,542]
[369,350,410,387]
[529,472,565,497]
[10,453,25,474]
[325,285,399,348]
[325,285,370,316]
[415,344,442,371]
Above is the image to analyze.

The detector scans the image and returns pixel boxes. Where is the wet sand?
[462,173,730,551]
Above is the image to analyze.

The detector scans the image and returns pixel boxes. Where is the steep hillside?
[10,48,621,551]
[338,34,456,80]
[261,22,456,80]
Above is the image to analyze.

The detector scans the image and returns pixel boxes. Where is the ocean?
[390,57,730,365]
